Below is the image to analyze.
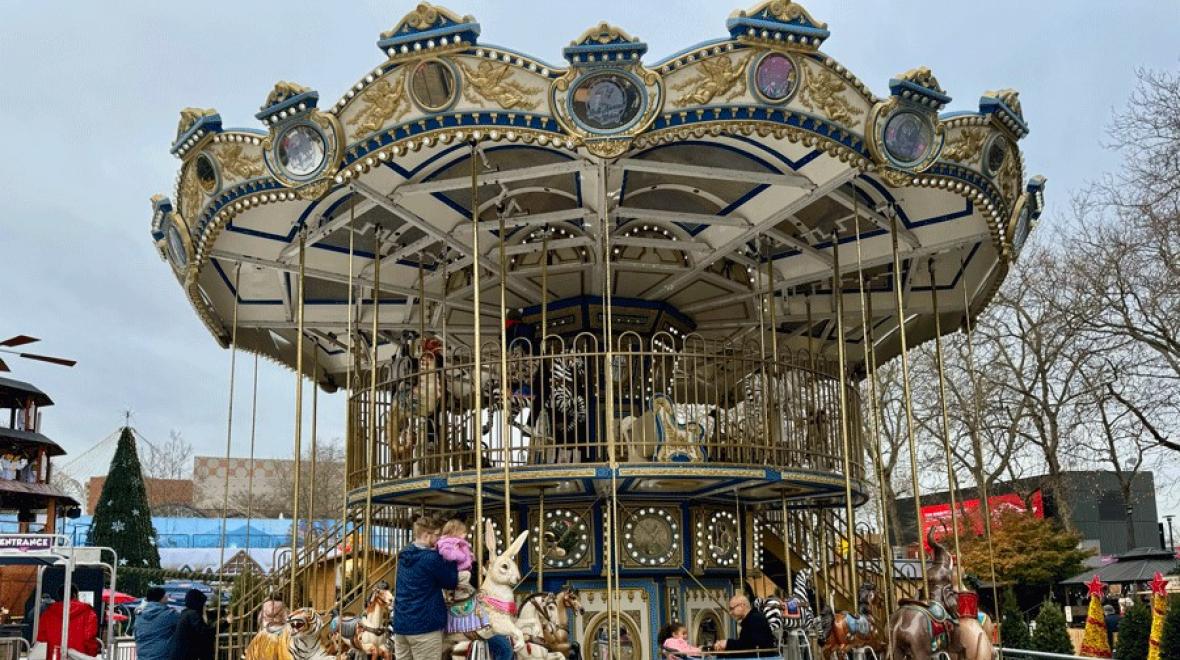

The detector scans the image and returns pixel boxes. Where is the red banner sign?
[920,491,1043,548]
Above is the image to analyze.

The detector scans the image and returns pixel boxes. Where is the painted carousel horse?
[329,583,394,660]
[450,521,563,660]
[817,581,884,660]
[517,585,585,658]
[619,394,705,462]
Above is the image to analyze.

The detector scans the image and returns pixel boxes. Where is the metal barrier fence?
[999,649,1088,660]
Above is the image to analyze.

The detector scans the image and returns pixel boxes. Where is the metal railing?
[348,332,865,486]
[999,649,1088,660]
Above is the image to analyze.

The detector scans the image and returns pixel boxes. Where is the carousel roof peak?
[564,23,647,64]
[889,66,950,110]
[727,0,829,49]
[377,2,480,58]
[171,108,221,156]
[980,89,1028,137]
[256,81,319,123]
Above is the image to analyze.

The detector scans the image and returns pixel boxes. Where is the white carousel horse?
[450,522,562,660]
[329,584,394,660]
[619,394,705,462]
[516,585,584,657]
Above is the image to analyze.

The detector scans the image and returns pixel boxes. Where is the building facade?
[895,470,1161,557]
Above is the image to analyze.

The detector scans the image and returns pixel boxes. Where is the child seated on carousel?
[658,622,703,658]
[436,518,480,634]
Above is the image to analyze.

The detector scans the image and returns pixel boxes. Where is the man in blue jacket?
[134,587,178,660]
[392,516,457,660]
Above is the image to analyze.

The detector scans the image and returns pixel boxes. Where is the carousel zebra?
[755,569,818,638]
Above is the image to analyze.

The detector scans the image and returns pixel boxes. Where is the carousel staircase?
[758,509,914,615]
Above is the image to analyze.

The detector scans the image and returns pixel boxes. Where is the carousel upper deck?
[148,0,1043,515]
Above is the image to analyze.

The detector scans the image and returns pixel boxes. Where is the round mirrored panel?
[984,135,1009,177]
[195,153,218,193]
[165,222,187,268]
[883,111,933,166]
[754,53,798,102]
[277,124,327,178]
[411,60,457,111]
[570,72,643,132]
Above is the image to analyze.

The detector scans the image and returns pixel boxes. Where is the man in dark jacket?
[170,589,216,660]
[135,587,178,660]
[713,595,775,658]
[391,516,458,660]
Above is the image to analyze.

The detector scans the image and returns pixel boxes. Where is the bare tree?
[142,429,194,480]
[229,439,346,521]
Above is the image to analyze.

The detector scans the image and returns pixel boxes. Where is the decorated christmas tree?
[1115,601,1151,660]
[1147,573,1169,660]
[1080,575,1112,657]
[1030,599,1075,655]
[87,426,161,568]
[1160,594,1180,660]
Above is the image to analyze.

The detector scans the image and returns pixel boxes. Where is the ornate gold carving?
[798,67,863,126]
[897,65,944,94]
[347,72,411,136]
[178,163,202,221]
[264,81,311,109]
[984,88,1022,116]
[457,60,543,110]
[942,127,986,163]
[671,52,754,106]
[733,1,828,30]
[381,3,472,39]
[214,144,264,179]
[875,166,913,188]
[571,22,639,46]
[176,108,216,141]
[584,138,631,159]
[296,179,334,201]
[997,145,1021,201]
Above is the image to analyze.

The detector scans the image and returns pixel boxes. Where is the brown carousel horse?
[517,585,585,657]
[817,581,885,660]
[885,528,994,660]
[330,583,395,660]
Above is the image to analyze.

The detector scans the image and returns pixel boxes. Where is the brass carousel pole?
[807,290,833,609]
[470,141,485,574]
[854,199,893,618]
[537,487,545,592]
[363,231,380,589]
[767,246,794,599]
[928,261,964,588]
[215,263,241,653]
[960,252,1002,648]
[536,231,550,592]
[291,231,306,604]
[832,229,859,602]
[497,204,512,548]
[888,213,929,600]
[341,200,355,618]
[599,160,622,659]
[309,346,319,597]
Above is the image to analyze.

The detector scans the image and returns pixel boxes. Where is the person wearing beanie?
[169,589,229,660]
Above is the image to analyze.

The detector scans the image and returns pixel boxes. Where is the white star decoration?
[110,521,125,532]
[118,558,127,566]
[131,508,139,516]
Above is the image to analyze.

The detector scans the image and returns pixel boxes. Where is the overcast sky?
[1,1,1177,518]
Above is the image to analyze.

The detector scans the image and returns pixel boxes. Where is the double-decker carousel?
[148,2,1044,659]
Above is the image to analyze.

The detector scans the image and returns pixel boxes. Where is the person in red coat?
[36,584,100,660]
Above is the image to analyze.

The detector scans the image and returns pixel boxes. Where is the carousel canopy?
[149,1,1044,391]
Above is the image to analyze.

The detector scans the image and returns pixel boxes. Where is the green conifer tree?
[1000,587,1032,650]
[1115,601,1151,660]
[1160,595,1180,660]
[1030,599,1074,654]
[87,426,161,568]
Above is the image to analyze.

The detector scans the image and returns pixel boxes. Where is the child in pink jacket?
[436,518,479,633]
[658,622,703,658]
